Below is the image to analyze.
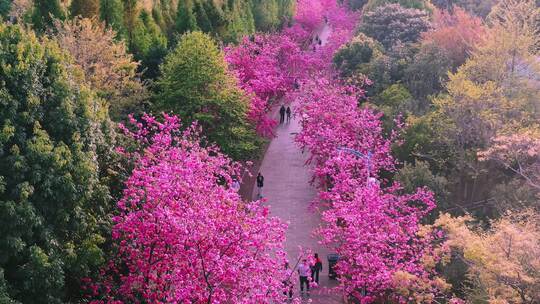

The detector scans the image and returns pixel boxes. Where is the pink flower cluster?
[295,75,445,304]
[226,34,310,136]
[86,0,452,301]
[89,114,288,303]
[225,0,359,137]
[288,3,448,302]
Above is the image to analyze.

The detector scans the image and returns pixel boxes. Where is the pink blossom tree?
[293,75,452,302]
[88,114,288,303]
[295,77,454,302]
[226,0,359,136]
[86,1,457,302]
[231,0,454,301]
[225,34,312,136]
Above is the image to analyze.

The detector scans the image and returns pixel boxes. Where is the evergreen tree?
[343,0,369,10]
[100,0,126,36]
[0,23,115,303]
[31,0,65,32]
[131,10,168,79]
[203,0,226,28]
[364,0,432,11]
[222,0,256,42]
[277,0,296,26]
[193,1,212,32]
[0,0,11,18]
[152,0,176,34]
[155,32,260,159]
[252,0,279,31]
[176,0,198,34]
[70,0,100,18]
[122,0,140,46]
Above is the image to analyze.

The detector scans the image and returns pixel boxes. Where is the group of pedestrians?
[282,253,324,300]
[280,105,292,124]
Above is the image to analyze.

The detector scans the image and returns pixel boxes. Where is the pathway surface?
[252,23,342,304]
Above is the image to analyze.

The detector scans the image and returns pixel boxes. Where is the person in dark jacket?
[286,106,292,123]
[256,172,264,198]
[282,262,293,299]
[311,253,323,284]
[279,105,286,124]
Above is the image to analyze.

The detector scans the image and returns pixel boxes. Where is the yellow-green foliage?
[436,211,540,303]
[156,31,260,159]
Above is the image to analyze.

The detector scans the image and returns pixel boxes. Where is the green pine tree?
[100,0,126,36]
[176,0,198,33]
[131,10,168,79]
[70,0,100,18]
[277,0,296,26]
[122,0,139,46]
[0,0,11,18]
[32,0,66,32]
[222,0,256,42]
[193,1,212,32]
[252,0,279,31]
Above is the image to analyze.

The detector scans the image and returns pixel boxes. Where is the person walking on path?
[286,106,292,123]
[298,259,311,295]
[282,262,293,300]
[311,253,323,284]
[279,105,286,124]
[231,179,240,192]
[256,172,264,198]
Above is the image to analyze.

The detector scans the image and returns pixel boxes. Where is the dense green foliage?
[155,32,260,160]
[17,0,297,79]
[100,0,126,36]
[341,0,370,10]
[360,4,431,48]
[32,0,66,32]
[404,43,452,107]
[333,33,383,77]
[0,0,11,18]
[130,9,168,79]
[0,24,116,303]
[364,0,433,11]
[175,0,294,42]
[335,0,539,237]
[431,0,498,17]
[396,161,450,212]
[253,0,280,31]
[71,0,100,18]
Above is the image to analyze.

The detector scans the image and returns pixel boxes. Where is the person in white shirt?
[297,259,311,294]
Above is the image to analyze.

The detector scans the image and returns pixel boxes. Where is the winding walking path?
[252,24,341,303]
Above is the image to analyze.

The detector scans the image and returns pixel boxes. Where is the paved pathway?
[253,110,341,303]
[252,23,341,304]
